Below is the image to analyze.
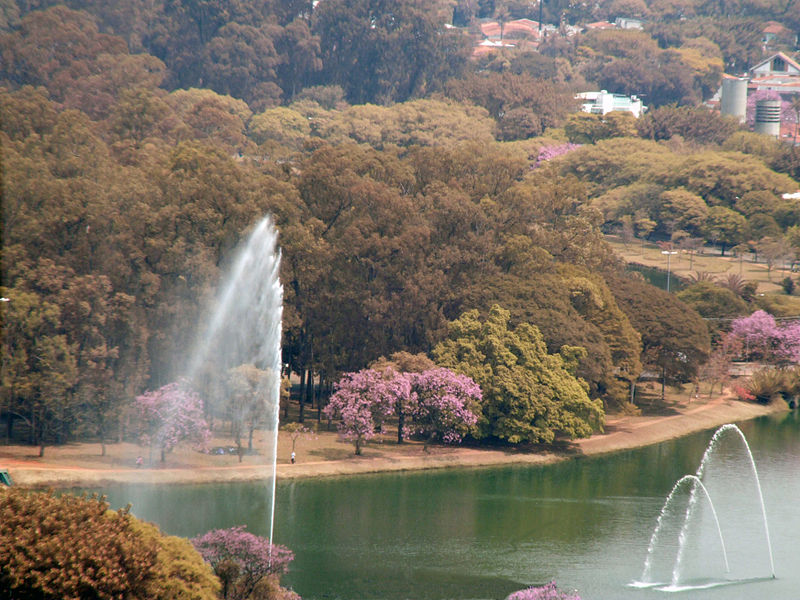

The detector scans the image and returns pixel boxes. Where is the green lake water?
[85,413,800,600]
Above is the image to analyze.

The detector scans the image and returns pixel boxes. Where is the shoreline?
[2,396,788,489]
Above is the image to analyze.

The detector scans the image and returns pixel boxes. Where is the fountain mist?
[187,217,283,547]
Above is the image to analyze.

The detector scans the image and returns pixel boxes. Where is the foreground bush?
[0,489,219,600]
[507,581,581,600]
[191,526,295,600]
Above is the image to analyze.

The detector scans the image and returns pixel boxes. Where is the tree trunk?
[397,400,405,444]
[283,379,290,420]
[305,367,314,418]
[355,437,362,455]
[39,442,45,457]
[298,369,306,423]
[317,376,325,422]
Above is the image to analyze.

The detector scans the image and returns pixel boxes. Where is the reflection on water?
[86,413,800,600]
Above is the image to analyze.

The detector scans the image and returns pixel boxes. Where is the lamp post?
[538,0,543,32]
[662,250,678,292]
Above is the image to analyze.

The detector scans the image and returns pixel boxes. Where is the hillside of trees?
[2,0,800,450]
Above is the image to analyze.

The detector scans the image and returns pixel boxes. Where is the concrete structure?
[577,90,645,117]
[720,76,748,122]
[754,99,782,137]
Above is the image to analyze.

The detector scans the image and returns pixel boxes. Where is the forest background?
[3,0,800,453]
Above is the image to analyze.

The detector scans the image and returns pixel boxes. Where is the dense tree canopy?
[3,0,799,456]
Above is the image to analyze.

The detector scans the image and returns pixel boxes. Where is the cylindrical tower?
[754,99,781,137]
[720,77,748,122]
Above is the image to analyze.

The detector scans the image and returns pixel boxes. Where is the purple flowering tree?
[323,368,410,455]
[132,379,210,463]
[729,310,800,365]
[507,581,581,600]
[191,526,293,600]
[406,368,481,450]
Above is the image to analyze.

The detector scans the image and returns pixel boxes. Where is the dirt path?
[1,396,787,489]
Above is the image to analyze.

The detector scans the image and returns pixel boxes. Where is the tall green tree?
[608,274,711,400]
[433,305,604,443]
[313,0,471,104]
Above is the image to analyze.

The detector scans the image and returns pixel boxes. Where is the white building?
[576,90,646,118]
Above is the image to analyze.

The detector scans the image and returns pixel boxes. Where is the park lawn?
[605,235,790,294]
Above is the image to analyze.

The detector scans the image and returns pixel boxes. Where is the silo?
[754,99,781,137]
[720,77,748,122]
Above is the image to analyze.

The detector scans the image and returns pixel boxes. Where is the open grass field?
[605,235,792,294]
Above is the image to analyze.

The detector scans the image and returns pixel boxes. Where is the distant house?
[749,52,800,77]
[614,17,644,30]
[577,90,645,117]
[762,21,794,48]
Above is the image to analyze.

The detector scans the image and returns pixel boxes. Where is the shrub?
[747,367,789,404]
[782,276,795,295]
[0,489,218,600]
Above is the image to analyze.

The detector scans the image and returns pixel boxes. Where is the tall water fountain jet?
[633,424,775,592]
[187,217,283,547]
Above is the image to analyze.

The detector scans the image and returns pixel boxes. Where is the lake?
[86,412,800,600]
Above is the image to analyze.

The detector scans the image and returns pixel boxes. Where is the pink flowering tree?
[191,526,293,600]
[132,379,210,463]
[282,422,316,460]
[728,310,800,365]
[533,143,580,168]
[507,581,581,600]
[323,368,411,455]
[405,368,481,450]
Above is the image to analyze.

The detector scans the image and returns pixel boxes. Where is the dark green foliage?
[313,0,471,104]
[676,281,748,320]
[445,71,576,140]
[647,17,764,73]
[637,105,740,145]
[608,273,711,392]
[782,277,795,295]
